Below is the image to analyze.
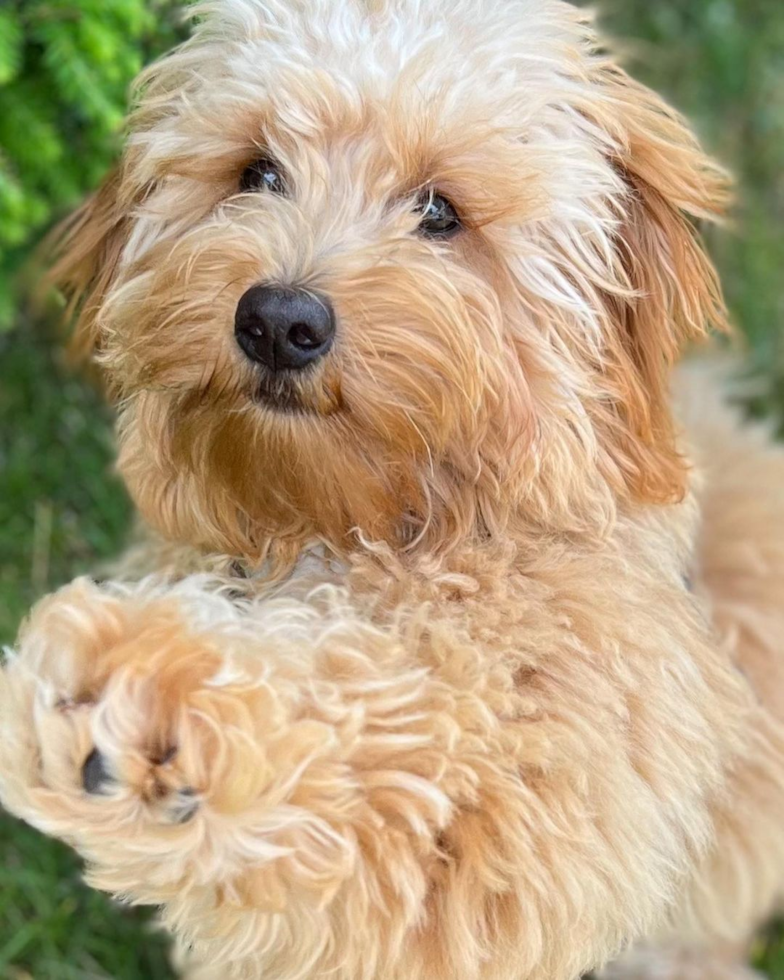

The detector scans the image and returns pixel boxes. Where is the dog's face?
[55,0,728,561]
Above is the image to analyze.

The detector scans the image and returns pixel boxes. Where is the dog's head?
[52,0,729,562]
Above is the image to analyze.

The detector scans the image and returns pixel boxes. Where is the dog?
[1,1,783,977]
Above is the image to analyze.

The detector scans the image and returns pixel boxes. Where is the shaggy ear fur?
[595,68,731,503]
[46,168,130,366]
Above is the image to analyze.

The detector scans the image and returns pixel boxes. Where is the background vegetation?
[0,0,782,976]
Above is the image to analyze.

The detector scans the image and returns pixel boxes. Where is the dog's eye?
[240,157,287,195]
[416,191,461,239]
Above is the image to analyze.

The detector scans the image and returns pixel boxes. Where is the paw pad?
[82,749,112,794]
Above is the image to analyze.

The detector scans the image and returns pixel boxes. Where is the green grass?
[0,0,783,976]
[0,328,173,978]
[0,330,132,643]
[0,818,172,979]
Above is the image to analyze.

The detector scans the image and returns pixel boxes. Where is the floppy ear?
[46,168,130,365]
[591,68,731,503]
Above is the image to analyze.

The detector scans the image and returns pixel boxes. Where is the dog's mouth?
[252,368,343,417]
[254,372,308,414]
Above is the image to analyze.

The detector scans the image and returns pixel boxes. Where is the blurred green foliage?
[0,0,182,326]
[0,0,782,977]
[0,3,185,976]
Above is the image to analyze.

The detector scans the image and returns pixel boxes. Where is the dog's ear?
[591,68,731,503]
[46,168,130,365]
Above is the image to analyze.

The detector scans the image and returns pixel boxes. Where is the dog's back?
[675,360,784,938]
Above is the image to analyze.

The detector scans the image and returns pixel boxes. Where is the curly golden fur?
[1,2,782,978]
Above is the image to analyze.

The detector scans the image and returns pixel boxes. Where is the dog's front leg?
[0,572,749,980]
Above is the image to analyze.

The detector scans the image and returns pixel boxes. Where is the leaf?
[0,9,23,86]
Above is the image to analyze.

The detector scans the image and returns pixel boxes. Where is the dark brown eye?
[416,191,461,238]
[240,157,287,195]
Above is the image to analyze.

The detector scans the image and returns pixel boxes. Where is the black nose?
[235,286,335,371]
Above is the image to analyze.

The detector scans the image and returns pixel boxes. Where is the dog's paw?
[0,578,261,876]
[0,576,354,915]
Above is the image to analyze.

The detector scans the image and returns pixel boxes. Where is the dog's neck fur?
[114,471,700,622]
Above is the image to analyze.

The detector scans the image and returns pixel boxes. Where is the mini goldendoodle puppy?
[1,1,783,978]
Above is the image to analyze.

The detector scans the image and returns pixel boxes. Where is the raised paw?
[0,576,291,904]
[0,575,450,978]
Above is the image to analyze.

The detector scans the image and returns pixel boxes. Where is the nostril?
[288,322,323,350]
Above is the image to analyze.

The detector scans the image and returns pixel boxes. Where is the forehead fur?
[129,0,615,199]
[148,0,593,106]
